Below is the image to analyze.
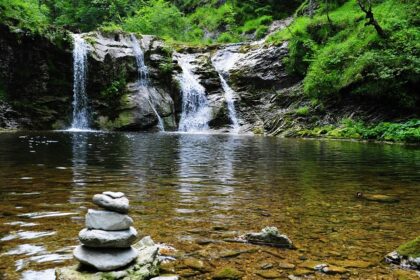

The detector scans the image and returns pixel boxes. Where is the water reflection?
[0,132,419,279]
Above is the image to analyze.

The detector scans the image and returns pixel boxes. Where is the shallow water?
[0,131,419,279]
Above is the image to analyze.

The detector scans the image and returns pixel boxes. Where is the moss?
[100,111,135,130]
[397,236,420,258]
[295,106,310,116]
[297,119,420,143]
[252,126,265,135]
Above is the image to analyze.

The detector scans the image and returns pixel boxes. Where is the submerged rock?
[331,260,373,268]
[73,246,138,271]
[93,193,129,213]
[237,227,294,248]
[212,267,243,280]
[86,209,133,231]
[356,192,400,203]
[299,261,347,275]
[385,236,420,271]
[256,269,283,279]
[79,227,138,248]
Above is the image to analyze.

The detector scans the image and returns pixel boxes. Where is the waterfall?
[176,53,211,132]
[70,34,90,130]
[130,34,164,131]
[212,47,241,133]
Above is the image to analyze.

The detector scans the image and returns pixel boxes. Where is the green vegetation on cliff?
[0,0,419,141]
[299,119,420,143]
[267,0,419,111]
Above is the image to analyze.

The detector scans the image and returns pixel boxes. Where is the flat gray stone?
[79,227,138,248]
[86,209,133,231]
[150,276,179,280]
[73,245,138,271]
[103,191,125,198]
[93,194,129,213]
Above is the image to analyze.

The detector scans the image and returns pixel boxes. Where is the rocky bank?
[0,23,416,134]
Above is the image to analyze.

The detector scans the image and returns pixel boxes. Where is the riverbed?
[0,131,419,279]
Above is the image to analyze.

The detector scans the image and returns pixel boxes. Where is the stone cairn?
[73,191,139,271]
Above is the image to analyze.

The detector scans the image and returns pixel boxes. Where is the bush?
[123,0,200,42]
[0,0,49,32]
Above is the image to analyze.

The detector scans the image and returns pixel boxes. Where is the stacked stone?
[73,192,139,271]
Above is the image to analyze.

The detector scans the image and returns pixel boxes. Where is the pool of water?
[0,131,419,279]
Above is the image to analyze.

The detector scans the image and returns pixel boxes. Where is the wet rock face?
[0,24,73,129]
[230,43,292,90]
[83,32,177,131]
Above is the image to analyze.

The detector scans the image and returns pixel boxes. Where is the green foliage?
[188,3,236,32]
[123,0,198,42]
[268,0,420,110]
[0,0,49,32]
[51,0,141,32]
[99,22,123,33]
[158,57,174,76]
[300,119,420,143]
[295,106,310,116]
[100,71,127,104]
[240,15,272,35]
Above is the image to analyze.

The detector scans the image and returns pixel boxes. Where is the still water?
[0,131,419,279]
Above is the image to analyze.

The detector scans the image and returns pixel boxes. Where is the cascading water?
[212,46,242,132]
[70,34,90,130]
[176,53,211,132]
[130,34,164,131]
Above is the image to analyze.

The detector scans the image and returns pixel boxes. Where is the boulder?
[79,227,138,248]
[385,236,420,271]
[237,227,294,248]
[86,209,133,231]
[73,246,138,271]
[93,193,129,213]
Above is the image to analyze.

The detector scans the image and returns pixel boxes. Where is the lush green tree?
[49,0,143,31]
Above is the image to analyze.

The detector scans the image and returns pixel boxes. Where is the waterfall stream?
[176,53,211,132]
[70,34,90,131]
[130,35,164,131]
[212,47,242,133]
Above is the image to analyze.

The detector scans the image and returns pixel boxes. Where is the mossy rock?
[212,267,243,279]
[397,236,420,258]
